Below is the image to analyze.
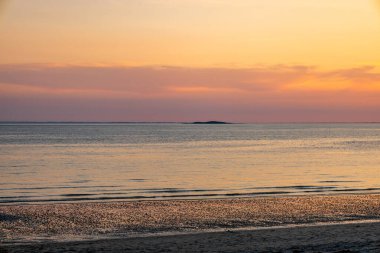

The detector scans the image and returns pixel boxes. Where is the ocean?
[1,123,379,204]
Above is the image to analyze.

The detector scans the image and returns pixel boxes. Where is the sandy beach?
[2,0,380,250]
[1,194,380,252]
[2,221,379,252]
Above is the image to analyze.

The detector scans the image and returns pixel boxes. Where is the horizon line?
[1,121,380,124]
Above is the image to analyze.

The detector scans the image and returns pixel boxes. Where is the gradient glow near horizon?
[1,0,380,122]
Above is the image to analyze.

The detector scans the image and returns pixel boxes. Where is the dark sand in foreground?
[3,221,380,253]
[1,194,380,252]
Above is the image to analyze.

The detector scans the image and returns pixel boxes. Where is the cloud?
[0,64,380,122]
[0,64,302,96]
[0,64,314,93]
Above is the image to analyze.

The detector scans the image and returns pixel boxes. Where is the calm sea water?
[1,123,380,204]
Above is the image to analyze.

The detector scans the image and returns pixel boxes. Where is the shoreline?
[1,194,380,252]
[2,191,379,207]
[1,194,380,243]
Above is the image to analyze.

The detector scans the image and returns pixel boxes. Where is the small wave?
[0,185,122,191]
[60,193,96,197]
[142,188,222,194]
[129,179,147,182]
[0,195,35,199]
[331,188,380,192]
[0,190,328,204]
[224,191,292,196]
[319,180,362,183]
[2,186,380,204]
[69,180,92,184]
[6,172,33,175]
[245,185,338,190]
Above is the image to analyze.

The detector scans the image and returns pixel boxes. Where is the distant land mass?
[191,121,230,124]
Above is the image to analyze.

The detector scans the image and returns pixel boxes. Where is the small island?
[191,121,230,124]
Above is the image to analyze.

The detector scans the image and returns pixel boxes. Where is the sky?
[0,0,380,122]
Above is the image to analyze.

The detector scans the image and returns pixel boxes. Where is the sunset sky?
[1,0,380,122]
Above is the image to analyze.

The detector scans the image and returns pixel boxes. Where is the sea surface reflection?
[1,123,380,204]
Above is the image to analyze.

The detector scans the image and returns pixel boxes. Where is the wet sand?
[2,221,380,253]
[1,194,380,252]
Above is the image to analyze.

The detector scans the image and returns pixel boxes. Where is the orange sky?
[0,0,380,122]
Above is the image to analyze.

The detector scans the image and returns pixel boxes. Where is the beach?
[2,0,380,251]
[1,194,380,252]
[2,221,379,253]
